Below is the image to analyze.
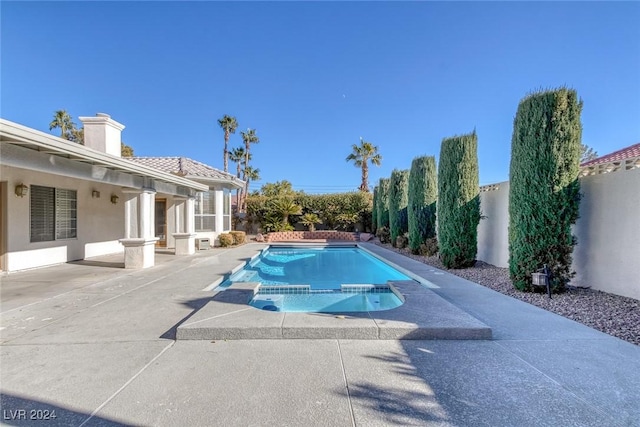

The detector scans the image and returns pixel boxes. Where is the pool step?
[176,280,492,340]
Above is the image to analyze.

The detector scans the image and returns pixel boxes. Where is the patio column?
[119,188,159,268]
[186,196,195,234]
[172,196,196,255]
[215,189,224,234]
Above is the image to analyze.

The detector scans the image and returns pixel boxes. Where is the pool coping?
[177,243,493,340]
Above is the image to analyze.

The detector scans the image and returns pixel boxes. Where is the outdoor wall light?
[92,190,101,199]
[15,183,29,198]
[110,194,119,204]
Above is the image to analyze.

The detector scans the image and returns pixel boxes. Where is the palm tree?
[240,128,259,176]
[68,127,84,144]
[121,142,135,157]
[242,165,260,212]
[217,115,238,172]
[49,110,75,140]
[346,137,382,192]
[300,213,322,232]
[229,147,249,178]
[230,147,249,211]
[271,197,302,229]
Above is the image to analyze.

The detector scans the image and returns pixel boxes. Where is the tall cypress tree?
[388,169,410,246]
[509,88,582,292]
[437,131,480,268]
[371,186,379,234]
[377,178,390,230]
[408,155,438,254]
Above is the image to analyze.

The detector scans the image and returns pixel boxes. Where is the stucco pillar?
[215,189,224,235]
[186,196,195,234]
[172,196,196,255]
[122,190,139,239]
[119,188,159,268]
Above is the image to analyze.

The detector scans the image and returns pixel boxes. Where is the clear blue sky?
[2,2,639,193]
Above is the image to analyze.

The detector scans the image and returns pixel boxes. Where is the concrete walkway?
[1,243,638,426]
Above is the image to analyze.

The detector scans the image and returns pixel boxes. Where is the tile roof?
[127,157,243,184]
[580,143,640,167]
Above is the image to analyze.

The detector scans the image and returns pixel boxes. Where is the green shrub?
[376,226,391,244]
[335,213,360,230]
[376,178,390,230]
[264,216,294,232]
[219,233,234,247]
[395,233,409,249]
[419,237,439,257]
[300,192,372,231]
[269,197,302,229]
[248,191,372,232]
[229,231,246,245]
[246,195,270,231]
[371,186,379,234]
[437,131,480,268]
[300,213,322,231]
[408,155,438,254]
[388,170,410,247]
[508,88,582,292]
[360,207,373,233]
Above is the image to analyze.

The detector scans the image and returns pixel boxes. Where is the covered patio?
[0,115,208,271]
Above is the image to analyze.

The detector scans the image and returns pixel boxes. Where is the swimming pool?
[221,246,411,290]
[249,285,403,313]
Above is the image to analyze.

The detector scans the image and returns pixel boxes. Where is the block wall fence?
[266,231,357,242]
[477,163,640,300]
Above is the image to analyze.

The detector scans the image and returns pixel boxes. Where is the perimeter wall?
[476,161,640,300]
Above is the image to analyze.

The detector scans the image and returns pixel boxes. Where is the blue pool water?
[249,286,403,313]
[221,246,411,290]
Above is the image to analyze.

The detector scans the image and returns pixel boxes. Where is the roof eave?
[186,175,246,189]
[0,118,209,192]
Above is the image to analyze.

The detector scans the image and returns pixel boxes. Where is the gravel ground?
[374,241,640,346]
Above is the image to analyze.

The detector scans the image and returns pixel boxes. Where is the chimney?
[79,113,125,157]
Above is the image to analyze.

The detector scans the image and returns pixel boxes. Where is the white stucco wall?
[2,165,125,271]
[571,168,640,300]
[477,182,510,268]
[474,170,640,300]
[192,187,233,247]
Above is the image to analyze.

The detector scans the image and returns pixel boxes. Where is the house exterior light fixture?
[15,183,28,197]
[92,190,101,198]
[110,194,119,204]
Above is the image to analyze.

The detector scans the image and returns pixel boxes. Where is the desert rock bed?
[374,241,640,346]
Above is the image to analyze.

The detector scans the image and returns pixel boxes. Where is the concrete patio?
[1,243,638,426]
[176,277,492,340]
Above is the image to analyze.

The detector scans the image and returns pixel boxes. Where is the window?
[223,189,231,231]
[195,190,216,231]
[30,185,77,242]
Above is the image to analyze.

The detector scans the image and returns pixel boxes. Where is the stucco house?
[126,156,244,247]
[0,113,243,272]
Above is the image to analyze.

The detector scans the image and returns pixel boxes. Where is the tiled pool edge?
[176,279,492,340]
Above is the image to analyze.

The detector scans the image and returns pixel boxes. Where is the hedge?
[508,88,582,292]
[388,169,409,247]
[376,178,390,230]
[246,191,372,232]
[219,233,234,247]
[372,186,379,235]
[408,155,438,254]
[437,131,480,268]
